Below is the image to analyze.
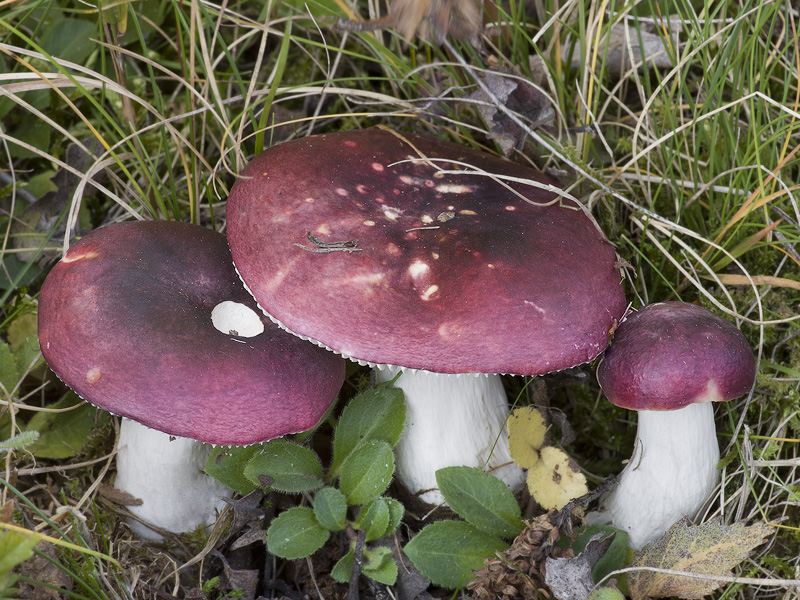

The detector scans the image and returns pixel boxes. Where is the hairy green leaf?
[436,466,523,538]
[330,386,405,477]
[353,499,389,542]
[331,548,354,584]
[404,521,508,589]
[363,546,398,585]
[245,439,323,493]
[339,440,394,505]
[313,487,347,531]
[205,445,260,495]
[383,497,405,538]
[266,507,329,560]
[28,394,109,459]
[0,431,39,454]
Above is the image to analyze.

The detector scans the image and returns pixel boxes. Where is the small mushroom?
[587,301,757,548]
[38,221,345,539]
[227,129,627,504]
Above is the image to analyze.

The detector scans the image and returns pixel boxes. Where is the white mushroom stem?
[586,401,719,549]
[115,419,233,541]
[373,366,525,505]
[113,301,260,540]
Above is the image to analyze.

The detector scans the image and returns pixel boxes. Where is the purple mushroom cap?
[227,129,627,375]
[38,220,345,445]
[597,301,757,411]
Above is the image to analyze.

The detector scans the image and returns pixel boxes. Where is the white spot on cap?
[316,224,331,235]
[435,184,473,194]
[384,209,400,221]
[505,205,517,211]
[459,209,477,216]
[420,285,439,301]
[438,321,464,340]
[356,184,368,194]
[704,380,723,403]
[304,197,315,203]
[212,301,265,338]
[421,215,434,224]
[399,175,414,185]
[86,367,102,384]
[371,162,384,171]
[63,250,99,263]
[336,188,349,197]
[408,260,429,279]
[523,300,546,315]
[363,220,376,226]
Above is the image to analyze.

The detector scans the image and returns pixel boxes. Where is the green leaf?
[7,313,42,376]
[0,342,20,399]
[404,521,508,589]
[0,530,40,574]
[339,440,394,505]
[205,445,260,495]
[28,394,110,459]
[353,499,389,542]
[330,546,398,586]
[313,487,347,531]
[436,466,524,538]
[0,431,39,454]
[266,507,329,560]
[245,439,323,493]
[41,18,97,65]
[330,386,405,478]
[331,548,354,583]
[363,546,398,585]
[383,497,405,537]
[571,525,629,584]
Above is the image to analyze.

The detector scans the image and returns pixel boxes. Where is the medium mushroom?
[587,301,757,549]
[38,220,345,539]
[226,129,627,504]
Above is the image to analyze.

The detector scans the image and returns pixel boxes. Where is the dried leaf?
[508,406,547,469]
[545,533,616,600]
[335,0,482,45]
[709,273,800,292]
[467,68,554,155]
[527,447,588,510]
[628,518,774,600]
[569,23,675,78]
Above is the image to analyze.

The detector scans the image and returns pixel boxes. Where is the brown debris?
[335,0,483,45]
[468,510,579,600]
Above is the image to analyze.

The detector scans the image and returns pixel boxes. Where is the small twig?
[293,244,362,253]
[294,230,362,253]
[405,226,440,232]
[306,230,358,248]
[347,528,367,600]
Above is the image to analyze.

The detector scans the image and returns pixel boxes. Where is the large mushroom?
[226,129,627,504]
[38,220,345,539]
[587,301,757,548]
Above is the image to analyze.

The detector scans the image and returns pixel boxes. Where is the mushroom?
[587,301,757,549]
[226,129,626,504]
[38,221,345,539]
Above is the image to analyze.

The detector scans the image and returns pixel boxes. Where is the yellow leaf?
[507,406,547,469]
[628,518,774,600]
[527,447,587,510]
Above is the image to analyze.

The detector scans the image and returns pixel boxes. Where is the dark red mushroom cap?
[227,129,627,375]
[38,221,345,445]
[597,301,757,411]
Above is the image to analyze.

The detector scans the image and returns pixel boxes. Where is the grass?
[1,0,799,598]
